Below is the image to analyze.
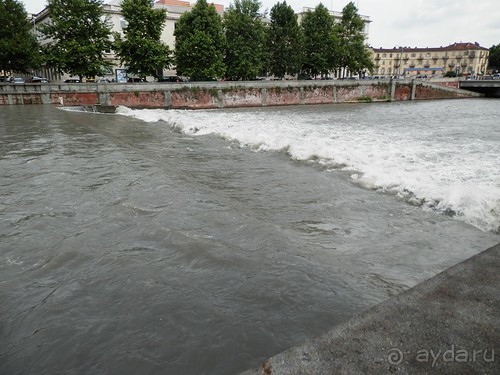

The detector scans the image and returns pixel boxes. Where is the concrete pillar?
[98,90,110,106]
[40,85,52,104]
[164,91,172,108]
[261,88,268,106]
[390,79,396,101]
[411,79,416,100]
[217,89,223,108]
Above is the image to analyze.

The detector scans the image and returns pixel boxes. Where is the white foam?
[116,105,500,233]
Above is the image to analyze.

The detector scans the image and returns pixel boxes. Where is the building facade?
[372,42,490,78]
[296,6,371,37]
[30,0,225,82]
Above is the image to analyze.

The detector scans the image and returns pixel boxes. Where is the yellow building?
[372,42,490,78]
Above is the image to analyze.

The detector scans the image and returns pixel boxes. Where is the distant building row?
[371,43,490,78]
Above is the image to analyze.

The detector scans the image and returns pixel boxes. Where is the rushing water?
[0,100,498,374]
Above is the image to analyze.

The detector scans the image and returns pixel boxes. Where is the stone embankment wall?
[0,79,480,109]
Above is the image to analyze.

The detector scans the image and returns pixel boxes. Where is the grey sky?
[21,0,500,48]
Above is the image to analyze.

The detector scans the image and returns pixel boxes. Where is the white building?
[296,6,371,37]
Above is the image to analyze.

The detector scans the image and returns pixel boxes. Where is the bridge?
[459,80,500,97]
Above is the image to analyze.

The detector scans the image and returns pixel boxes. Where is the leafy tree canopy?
[114,0,172,79]
[301,3,338,77]
[174,0,226,80]
[223,0,266,80]
[0,0,41,75]
[489,44,500,71]
[41,0,112,79]
[337,1,373,76]
[267,1,303,79]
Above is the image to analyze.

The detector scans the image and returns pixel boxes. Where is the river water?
[1,100,498,374]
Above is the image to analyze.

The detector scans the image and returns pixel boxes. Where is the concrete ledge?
[242,243,500,374]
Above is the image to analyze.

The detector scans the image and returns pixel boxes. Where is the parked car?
[12,77,25,84]
[127,77,146,83]
[64,79,81,83]
[157,76,184,83]
[30,76,49,83]
[297,74,312,80]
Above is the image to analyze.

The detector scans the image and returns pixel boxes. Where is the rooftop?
[373,42,489,53]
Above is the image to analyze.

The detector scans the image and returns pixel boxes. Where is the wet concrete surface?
[242,243,500,374]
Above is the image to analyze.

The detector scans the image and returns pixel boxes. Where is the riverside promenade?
[242,243,499,374]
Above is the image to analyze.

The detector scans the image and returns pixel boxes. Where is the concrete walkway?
[242,243,499,374]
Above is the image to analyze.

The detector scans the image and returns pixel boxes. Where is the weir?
[0,79,482,110]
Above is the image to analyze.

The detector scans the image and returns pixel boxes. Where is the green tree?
[0,0,41,75]
[41,0,112,80]
[174,0,226,81]
[114,0,171,80]
[489,44,500,72]
[267,1,303,79]
[337,2,373,77]
[223,0,266,80]
[301,3,337,78]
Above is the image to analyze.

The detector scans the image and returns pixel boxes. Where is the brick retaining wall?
[0,79,481,109]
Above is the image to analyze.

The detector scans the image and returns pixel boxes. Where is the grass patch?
[357,95,373,103]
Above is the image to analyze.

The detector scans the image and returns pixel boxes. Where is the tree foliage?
[267,1,303,79]
[489,44,500,71]
[114,0,171,79]
[41,0,112,79]
[0,0,41,74]
[337,2,373,76]
[223,0,266,80]
[174,0,226,80]
[300,3,337,77]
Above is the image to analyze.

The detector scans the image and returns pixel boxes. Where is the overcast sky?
[22,0,500,49]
